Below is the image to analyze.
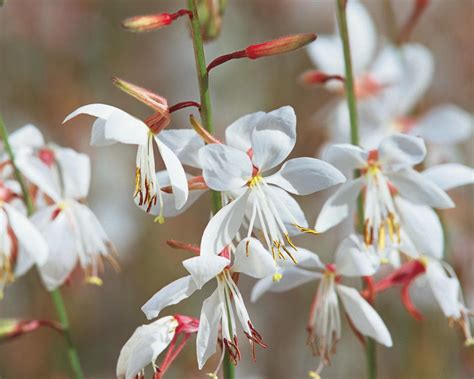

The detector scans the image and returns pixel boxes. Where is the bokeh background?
[0,0,473,378]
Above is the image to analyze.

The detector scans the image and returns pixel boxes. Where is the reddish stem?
[169,101,201,113]
[207,50,247,72]
[397,0,430,44]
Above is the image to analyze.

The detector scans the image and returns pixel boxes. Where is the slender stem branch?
[0,113,84,379]
[335,1,376,379]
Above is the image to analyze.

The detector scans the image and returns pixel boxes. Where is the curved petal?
[370,45,403,87]
[156,139,189,209]
[337,284,393,347]
[196,289,222,369]
[141,275,198,320]
[157,129,204,168]
[183,255,229,290]
[315,178,364,232]
[422,163,474,191]
[306,36,344,76]
[233,238,276,279]
[265,157,346,195]
[225,111,266,151]
[200,190,250,256]
[387,168,454,208]
[335,234,378,277]
[55,147,91,199]
[395,196,444,259]
[425,261,461,318]
[324,144,368,171]
[251,106,297,172]
[251,267,321,302]
[278,247,324,269]
[413,105,472,145]
[199,144,252,191]
[378,134,426,170]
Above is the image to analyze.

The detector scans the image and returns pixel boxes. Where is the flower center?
[247,175,263,188]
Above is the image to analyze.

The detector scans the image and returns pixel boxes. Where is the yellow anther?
[418,256,429,268]
[284,233,297,250]
[154,215,165,224]
[293,223,319,235]
[380,257,390,265]
[308,371,321,379]
[134,167,141,196]
[57,201,68,211]
[272,273,283,282]
[247,175,263,188]
[464,338,474,347]
[206,374,218,379]
[367,165,380,176]
[86,276,103,286]
[377,225,386,251]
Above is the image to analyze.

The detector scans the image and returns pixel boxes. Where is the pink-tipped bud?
[0,319,63,342]
[121,10,192,32]
[245,33,317,59]
[299,70,345,86]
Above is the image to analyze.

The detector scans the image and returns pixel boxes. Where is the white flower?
[64,104,188,220]
[199,106,345,259]
[142,238,276,371]
[315,134,454,252]
[17,145,116,290]
[252,235,391,375]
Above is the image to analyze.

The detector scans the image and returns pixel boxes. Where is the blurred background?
[0,0,473,378]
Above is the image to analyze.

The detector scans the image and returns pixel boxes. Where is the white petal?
[251,267,321,302]
[156,139,189,209]
[306,36,344,77]
[141,275,198,320]
[315,178,364,232]
[200,190,250,256]
[3,203,48,266]
[337,284,393,347]
[199,144,252,191]
[90,119,115,146]
[157,129,204,168]
[335,234,378,277]
[370,45,403,86]
[55,147,91,199]
[324,144,368,172]
[413,105,472,145]
[183,255,229,290]
[395,197,444,259]
[425,261,461,318]
[196,289,222,369]
[251,106,296,171]
[10,124,45,149]
[422,163,474,191]
[225,111,266,151]
[233,238,276,279]
[388,168,454,208]
[265,157,346,195]
[291,247,324,269]
[378,134,426,170]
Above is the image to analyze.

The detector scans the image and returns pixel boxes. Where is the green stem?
[335,1,376,379]
[186,1,232,378]
[0,114,84,379]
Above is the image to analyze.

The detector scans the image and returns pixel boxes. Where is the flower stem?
[0,113,84,379]
[186,1,233,378]
[335,1,376,379]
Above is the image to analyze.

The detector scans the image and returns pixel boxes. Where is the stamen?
[247,175,263,188]
[293,223,319,235]
[284,233,297,250]
[86,276,103,286]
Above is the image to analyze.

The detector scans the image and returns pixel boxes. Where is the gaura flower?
[198,106,345,259]
[252,234,391,376]
[315,134,454,252]
[141,239,276,372]
[116,314,199,379]
[17,146,116,290]
[0,181,48,298]
[63,104,188,221]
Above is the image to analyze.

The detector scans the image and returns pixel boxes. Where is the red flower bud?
[245,33,317,59]
[121,9,192,32]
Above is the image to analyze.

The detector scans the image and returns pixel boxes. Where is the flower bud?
[121,10,192,32]
[245,33,317,59]
[0,319,63,342]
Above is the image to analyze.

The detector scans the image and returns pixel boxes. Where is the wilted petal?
[337,284,392,347]
[265,157,345,195]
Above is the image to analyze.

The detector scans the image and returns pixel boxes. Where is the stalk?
[186,1,232,378]
[335,1,376,378]
[0,113,85,379]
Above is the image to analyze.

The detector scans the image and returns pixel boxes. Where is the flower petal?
[378,134,426,170]
[315,178,364,232]
[413,105,472,145]
[233,238,276,279]
[335,234,378,277]
[370,45,403,87]
[251,267,321,302]
[265,157,346,195]
[141,275,198,320]
[225,111,266,151]
[156,139,189,209]
[387,168,454,208]
[157,129,204,168]
[324,144,368,172]
[196,289,222,369]
[337,284,393,347]
[55,147,91,199]
[425,261,461,318]
[199,144,252,191]
[183,255,229,290]
[422,163,474,191]
[251,106,296,171]
[10,124,45,149]
[200,190,250,256]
